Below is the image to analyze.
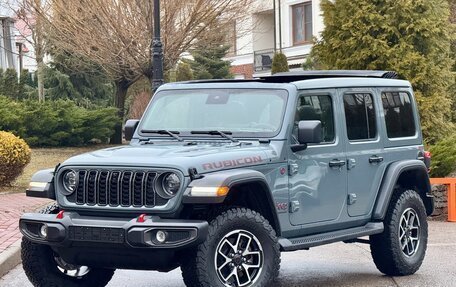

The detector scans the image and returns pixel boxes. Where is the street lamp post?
[151,0,164,92]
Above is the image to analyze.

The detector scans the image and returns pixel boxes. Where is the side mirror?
[291,120,322,152]
[124,119,140,141]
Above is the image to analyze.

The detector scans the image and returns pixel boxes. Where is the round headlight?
[62,170,78,195]
[161,173,181,198]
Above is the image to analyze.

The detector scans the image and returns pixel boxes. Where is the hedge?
[0,96,119,147]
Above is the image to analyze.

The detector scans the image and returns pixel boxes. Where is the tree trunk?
[36,61,45,102]
[110,81,130,144]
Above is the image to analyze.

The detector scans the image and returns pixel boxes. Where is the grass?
[0,145,114,194]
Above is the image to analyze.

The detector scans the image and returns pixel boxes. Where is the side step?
[279,222,384,251]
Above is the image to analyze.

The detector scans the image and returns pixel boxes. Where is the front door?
[340,89,387,217]
[288,90,347,226]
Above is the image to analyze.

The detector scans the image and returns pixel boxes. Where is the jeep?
[20,70,434,287]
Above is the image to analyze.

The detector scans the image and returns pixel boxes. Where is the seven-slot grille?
[72,170,166,207]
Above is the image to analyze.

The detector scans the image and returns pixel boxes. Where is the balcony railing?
[254,49,274,72]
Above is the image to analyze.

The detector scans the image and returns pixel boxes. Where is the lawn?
[0,145,115,194]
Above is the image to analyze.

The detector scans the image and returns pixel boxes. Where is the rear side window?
[343,93,377,141]
[295,95,335,143]
[381,92,416,138]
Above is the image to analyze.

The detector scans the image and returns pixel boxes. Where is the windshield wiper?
[190,130,238,143]
[141,129,183,141]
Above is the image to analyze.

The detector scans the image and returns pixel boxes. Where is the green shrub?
[0,131,31,185]
[271,52,289,74]
[429,135,456,177]
[176,62,194,82]
[2,68,18,99]
[0,96,119,147]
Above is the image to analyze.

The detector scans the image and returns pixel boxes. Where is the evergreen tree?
[176,62,194,82]
[26,72,37,88]
[16,70,30,100]
[313,0,455,144]
[2,69,18,99]
[186,43,232,80]
[48,51,114,107]
[0,69,3,94]
[449,0,456,122]
[271,52,289,74]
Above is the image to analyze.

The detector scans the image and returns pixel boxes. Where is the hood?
[60,141,283,176]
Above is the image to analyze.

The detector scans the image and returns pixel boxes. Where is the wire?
[0,42,37,60]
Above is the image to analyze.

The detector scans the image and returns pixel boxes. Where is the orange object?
[430,178,456,222]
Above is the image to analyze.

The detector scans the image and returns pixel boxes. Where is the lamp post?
[151,0,164,92]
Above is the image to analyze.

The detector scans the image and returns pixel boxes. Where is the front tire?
[21,203,115,287]
[181,208,280,287]
[370,189,428,276]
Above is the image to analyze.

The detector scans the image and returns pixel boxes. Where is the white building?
[227,0,324,79]
[0,1,37,74]
[0,5,18,72]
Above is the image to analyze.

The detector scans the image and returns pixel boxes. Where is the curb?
[0,239,21,279]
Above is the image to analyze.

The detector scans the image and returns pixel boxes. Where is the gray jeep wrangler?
[20,71,434,287]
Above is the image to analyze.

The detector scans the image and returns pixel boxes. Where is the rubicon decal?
[202,156,263,170]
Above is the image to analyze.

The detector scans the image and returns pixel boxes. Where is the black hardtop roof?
[178,70,399,85]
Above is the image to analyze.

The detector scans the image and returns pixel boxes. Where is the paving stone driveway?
[0,193,52,252]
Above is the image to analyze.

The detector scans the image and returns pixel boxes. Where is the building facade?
[1,1,37,74]
[0,13,18,72]
[227,0,324,79]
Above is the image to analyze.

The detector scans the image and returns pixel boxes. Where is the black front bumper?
[19,212,208,270]
[20,211,208,248]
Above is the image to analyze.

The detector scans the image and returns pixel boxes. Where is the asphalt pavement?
[1,221,455,287]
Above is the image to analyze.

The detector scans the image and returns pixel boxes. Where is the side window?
[381,92,416,138]
[343,93,377,141]
[295,95,335,143]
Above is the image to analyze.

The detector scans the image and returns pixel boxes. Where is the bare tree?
[32,0,255,143]
[9,0,51,102]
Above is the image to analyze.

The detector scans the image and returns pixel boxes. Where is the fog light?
[156,230,167,243]
[39,224,48,238]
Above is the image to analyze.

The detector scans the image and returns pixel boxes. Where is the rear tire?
[21,203,115,287]
[181,207,280,287]
[370,189,428,276]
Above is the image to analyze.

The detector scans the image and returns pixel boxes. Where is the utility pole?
[151,0,164,92]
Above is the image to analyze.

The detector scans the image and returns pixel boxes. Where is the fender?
[26,168,56,199]
[183,169,280,232]
[373,160,433,220]
[183,169,272,203]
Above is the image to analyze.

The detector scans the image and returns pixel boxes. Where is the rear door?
[340,89,388,217]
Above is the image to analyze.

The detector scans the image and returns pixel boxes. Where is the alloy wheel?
[214,229,264,287]
[398,207,421,257]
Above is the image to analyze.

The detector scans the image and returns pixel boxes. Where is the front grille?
[72,170,163,207]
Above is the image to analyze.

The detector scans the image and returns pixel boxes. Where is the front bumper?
[19,211,208,249]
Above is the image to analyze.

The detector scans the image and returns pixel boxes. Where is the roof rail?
[176,79,262,84]
[258,70,399,83]
[172,70,399,85]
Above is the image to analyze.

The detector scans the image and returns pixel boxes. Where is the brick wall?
[230,64,254,79]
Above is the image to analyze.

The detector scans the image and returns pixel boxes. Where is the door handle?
[329,159,346,168]
[369,155,384,164]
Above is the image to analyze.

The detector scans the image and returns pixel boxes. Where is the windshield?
[140,89,288,138]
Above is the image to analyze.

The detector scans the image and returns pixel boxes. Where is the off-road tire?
[21,203,115,287]
[370,189,428,276]
[181,207,281,287]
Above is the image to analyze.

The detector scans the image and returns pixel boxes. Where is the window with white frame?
[292,2,313,45]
